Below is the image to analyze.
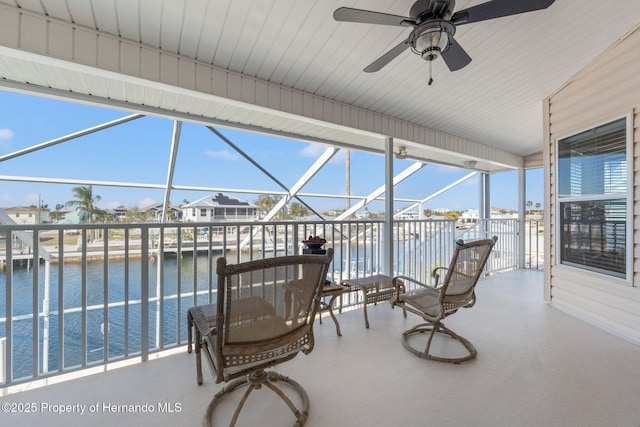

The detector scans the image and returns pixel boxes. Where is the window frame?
[554,113,633,283]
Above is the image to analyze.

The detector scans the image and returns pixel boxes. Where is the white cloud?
[23,193,40,204]
[205,150,240,161]
[0,128,13,148]
[137,197,156,208]
[105,200,124,210]
[0,128,13,140]
[299,144,344,164]
[299,144,324,158]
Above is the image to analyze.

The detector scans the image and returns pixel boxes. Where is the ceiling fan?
[333,0,555,83]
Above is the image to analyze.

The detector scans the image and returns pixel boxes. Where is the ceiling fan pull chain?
[428,60,434,86]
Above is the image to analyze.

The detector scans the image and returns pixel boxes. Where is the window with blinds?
[557,117,629,279]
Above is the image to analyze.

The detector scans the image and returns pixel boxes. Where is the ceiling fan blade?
[451,0,555,25]
[364,38,411,73]
[441,36,472,71]
[333,7,415,26]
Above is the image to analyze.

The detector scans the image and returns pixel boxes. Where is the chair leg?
[187,310,193,354]
[401,321,477,364]
[203,370,310,427]
[194,328,203,386]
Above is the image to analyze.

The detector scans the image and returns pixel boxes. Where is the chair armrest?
[190,305,217,337]
[431,267,449,288]
[392,275,433,291]
[392,276,406,294]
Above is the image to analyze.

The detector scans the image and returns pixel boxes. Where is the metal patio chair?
[190,249,333,426]
[391,237,497,363]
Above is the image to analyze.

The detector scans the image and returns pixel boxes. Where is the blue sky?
[0,90,543,214]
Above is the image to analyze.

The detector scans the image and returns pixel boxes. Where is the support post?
[518,169,526,269]
[384,137,394,276]
[479,173,491,238]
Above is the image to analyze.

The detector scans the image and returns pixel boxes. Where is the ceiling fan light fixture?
[410,20,454,62]
[415,30,447,61]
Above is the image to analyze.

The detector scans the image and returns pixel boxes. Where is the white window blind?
[557,118,628,278]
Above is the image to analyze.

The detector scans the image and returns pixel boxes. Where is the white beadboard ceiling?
[0,0,639,172]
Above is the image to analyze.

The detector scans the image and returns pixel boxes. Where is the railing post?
[0,337,5,383]
[293,225,299,255]
[4,235,12,385]
[141,227,149,362]
[31,229,39,377]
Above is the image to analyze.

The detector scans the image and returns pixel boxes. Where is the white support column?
[518,168,526,269]
[479,173,491,237]
[478,174,486,223]
[384,137,394,276]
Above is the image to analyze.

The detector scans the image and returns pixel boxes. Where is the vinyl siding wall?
[544,26,640,344]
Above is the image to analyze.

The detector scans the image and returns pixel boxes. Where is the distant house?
[139,203,181,221]
[56,207,84,224]
[111,206,128,220]
[395,211,419,220]
[460,209,479,225]
[1,206,51,224]
[490,207,517,219]
[182,193,258,223]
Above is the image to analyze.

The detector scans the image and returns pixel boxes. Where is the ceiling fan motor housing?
[410,0,455,21]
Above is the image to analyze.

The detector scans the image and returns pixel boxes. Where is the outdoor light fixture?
[395,146,408,159]
[463,160,477,169]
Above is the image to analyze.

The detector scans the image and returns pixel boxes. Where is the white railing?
[456,219,544,272]
[0,218,521,387]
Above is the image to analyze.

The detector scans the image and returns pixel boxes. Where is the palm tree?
[289,202,307,219]
[124,206,147,223]
[50,204,65,223]
[526,200,533,214]
[67,185,101,241]
[444,211,460,221]
[254,194,282,217]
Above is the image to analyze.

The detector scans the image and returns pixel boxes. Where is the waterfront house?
[139,203,181,222]
[1,1,640,425]
[181,193,258,223]
[1,206,50,225]
[109,206,128,221]
[55,207,84,225]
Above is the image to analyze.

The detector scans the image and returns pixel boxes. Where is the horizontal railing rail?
[0,217,532,387]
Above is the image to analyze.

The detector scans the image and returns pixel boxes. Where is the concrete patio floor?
[1,269,639,427]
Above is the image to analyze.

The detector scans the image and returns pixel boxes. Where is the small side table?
[318,283,346,336]
[341,274,395,329]
[187,303,217,354]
